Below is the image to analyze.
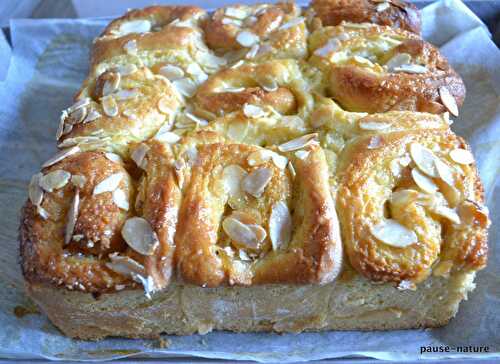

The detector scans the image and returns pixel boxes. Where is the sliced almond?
[102,72,121,96]
[66,107,87,125]
[37,206,49,220]
[434,158,454,185]
[39,170,71,192]
[83,109,101,123]
[439,86,459,116]
[64,190,80,245]
[376,2,390,12]
[359,120,391,130]
[106,253,146,276]
[123,40,138,55]
[371,219,417,248]
[105,152,122,164]
[222,217,259,250]
[393,64,428,74]
[449,148,474,165]
[71,174,87,188]
[295,150,310,160]
[154,130,180,144]
[236,30,259,47]
[223,165,247,196]
[113,188,129,211]
[185,112,208,126]
[248,150,273,166]
[159,64,185,81]
[385,53,412,71]
[93,173,123,195]
[248,224,267,242]
[117,20,151,36]
[432,205,461,224]
[269,201,292,250]
[114,88,140,101]
[102,96,118,117]
[121,217,159,255]
[314,39,340,57]
[28,172,44,206]
[367,136,382,149]
[131,143,150,170]
[243,103,266,118]
[411,168,438,194]
[238,249,251,261]
[67,98,90,113]
[410,143,438,177]
[242,167,273,197]
[42,146,80,168]
[279,17,304,30]
[225,7,248,19]
[246,43,259,59]
[157,96,174,114]
[278,133,318,152]
[115,63,138,76]
[287,161,296,178]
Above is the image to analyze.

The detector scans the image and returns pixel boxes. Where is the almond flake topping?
[28,172,44,208]
[113,188,129,211]
[71,174,87,188]
[376,2,391,12]
[432,205,461,224]
[449,148,474,165]
[278,133,318,152]
[386,53,412,70]
[359,120,391,130]
[154,130,180,144]
[411,168,438,194]
[242,167,273,197]
[105,152,122,164]
[42,146,80,168]
[83,109,101,123]
[269,201,292,250]
[371,219,417,248]
[115,63,138,76]
[410,143,438,177]
[159,64,185,81]
[246,44,259,59]
[393,64,428,74]
[279,17,304,30]
[122,217,159,256]
[222,217,260,250]
[117,20,151,36]
[243,103,266,118]
[102,73,121,96]
[64,190,80,245]
[247,149,288,169]
[314,39,340,57]
[295,150,310,160]
[434,158,454,185]
[225,7,247,19]
[114,88,140,101]
[131,143,150,170]
[439,86,459,116]
[123,40,138,55]
[93,173,123,195]
[223,165,248,196]
[236,30,259,47]
[101,96,118,117]
[106,253,146,276]
[157,96,174,114]
[173,78,197,97]
[39,170,71,192]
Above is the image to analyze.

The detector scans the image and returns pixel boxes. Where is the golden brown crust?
[311,0,421,34]
[336,129,488,284]
[309,24,465,114]
[19,1,490,337]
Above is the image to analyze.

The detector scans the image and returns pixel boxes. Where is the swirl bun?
[337,129,488,284]
[309,23,465,114]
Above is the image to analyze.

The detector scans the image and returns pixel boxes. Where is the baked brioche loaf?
[20,0,490,340]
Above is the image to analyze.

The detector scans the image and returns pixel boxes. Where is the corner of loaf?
[19,0,490,339]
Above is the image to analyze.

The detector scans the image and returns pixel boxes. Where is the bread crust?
[310,0,421,34]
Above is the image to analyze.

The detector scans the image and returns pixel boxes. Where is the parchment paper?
[0,0,498,361]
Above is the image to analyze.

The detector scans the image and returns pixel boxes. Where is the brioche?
[20,0,490,340]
